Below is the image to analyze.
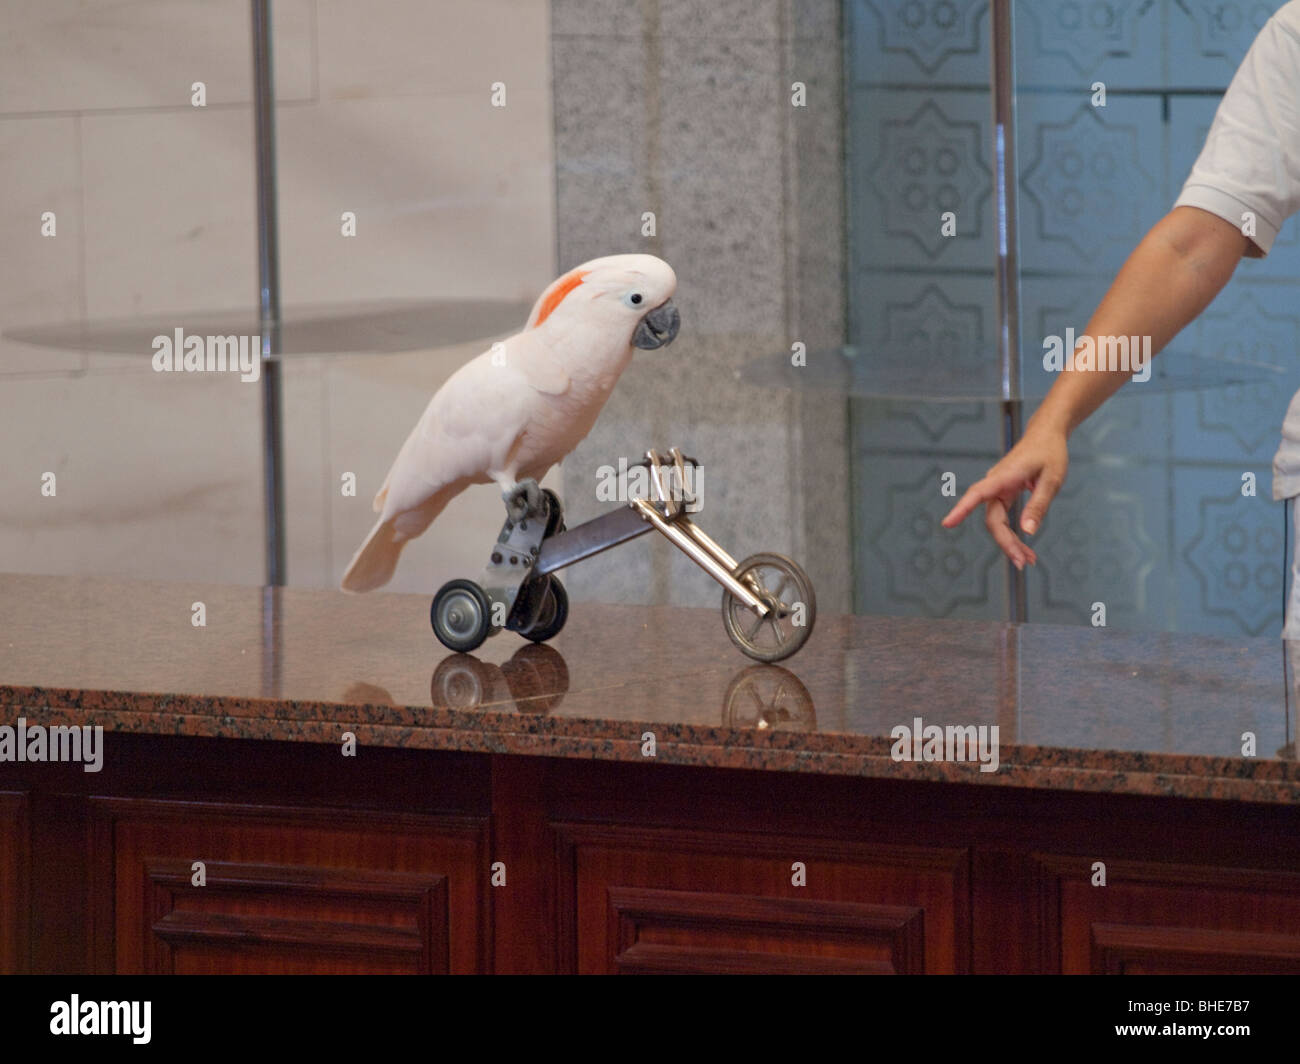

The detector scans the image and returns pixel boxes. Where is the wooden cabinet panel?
[0,793,29,974]
[1090,924,1300,975]
[609,887,923,974]
[1035,855,1300,974]
[143,860,450,974]
[556,823,969,974]
[89,799,490,974]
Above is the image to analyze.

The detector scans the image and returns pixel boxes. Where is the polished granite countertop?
[1,573,1297,803]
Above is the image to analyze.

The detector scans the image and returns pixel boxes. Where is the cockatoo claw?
[504,478,545,524]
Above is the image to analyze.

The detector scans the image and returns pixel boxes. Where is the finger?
[942,480,992,528]
[1007,490,1040,565]
[943,468,1029,528]
[1019,470,1064,536]
[984,498,1028,569]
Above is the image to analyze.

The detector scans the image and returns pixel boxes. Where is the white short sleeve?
[1174,3,1300,256]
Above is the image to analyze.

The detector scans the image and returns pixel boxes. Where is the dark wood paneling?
[971,848,1039,974]
[1035,854,1300,974]
[1091,924,1300,975]
[143,860,450,974]
[609,887,924,974]
[89,798,490,974]
[8,735,1300,974]
[1,733,492,973]
[556,822,968,974]
[546,758,1300,973]
[0,792,29,974]
[489,755,553,973]
[28,791,91,974]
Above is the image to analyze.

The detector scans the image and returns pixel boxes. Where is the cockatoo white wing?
[383,362,521,512]
[385,334,572,495]
[343,338,569,592]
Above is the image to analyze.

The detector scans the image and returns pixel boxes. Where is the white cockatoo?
[341,253,680,592]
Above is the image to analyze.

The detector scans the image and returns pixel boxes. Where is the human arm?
[940,206,1249,567]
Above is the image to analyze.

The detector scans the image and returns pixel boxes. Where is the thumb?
[1019,470,1064,535]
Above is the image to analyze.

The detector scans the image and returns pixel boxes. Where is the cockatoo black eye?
[623,292,644,309]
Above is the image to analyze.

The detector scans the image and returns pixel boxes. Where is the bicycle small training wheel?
[521,577,568,643]
[431,578,493,653]
[541,487,565,537]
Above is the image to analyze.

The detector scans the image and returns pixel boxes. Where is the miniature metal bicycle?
[430,447,817,662]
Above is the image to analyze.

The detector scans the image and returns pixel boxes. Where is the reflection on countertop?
[430,645,570,714]
[423,648,815,731]
[722,665,815,731]
[0,572,1296,803]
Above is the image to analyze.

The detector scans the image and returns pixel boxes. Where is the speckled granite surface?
[1,573,1297,803]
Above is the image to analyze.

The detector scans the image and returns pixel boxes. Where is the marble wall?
[549,0,853,613]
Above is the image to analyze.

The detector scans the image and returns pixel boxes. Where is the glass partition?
[842,0,1297,635]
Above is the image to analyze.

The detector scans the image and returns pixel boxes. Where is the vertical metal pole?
[991,0,1026,623]
[252,0,286,586]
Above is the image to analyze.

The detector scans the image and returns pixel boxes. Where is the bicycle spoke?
[745,609,765,641]
[768,614,786,645]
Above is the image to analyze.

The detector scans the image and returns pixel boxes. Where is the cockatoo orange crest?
[341,253,679,592]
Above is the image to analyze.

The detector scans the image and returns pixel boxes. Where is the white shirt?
[1172,2,1300,499]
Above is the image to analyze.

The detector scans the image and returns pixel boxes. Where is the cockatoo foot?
[503,478,545,523]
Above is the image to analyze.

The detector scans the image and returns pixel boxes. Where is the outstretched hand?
[940,425,1069,569]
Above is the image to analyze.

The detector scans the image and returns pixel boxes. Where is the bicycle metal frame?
[532,447,769,616]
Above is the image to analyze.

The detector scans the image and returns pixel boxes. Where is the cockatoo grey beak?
[632,299,680,349]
